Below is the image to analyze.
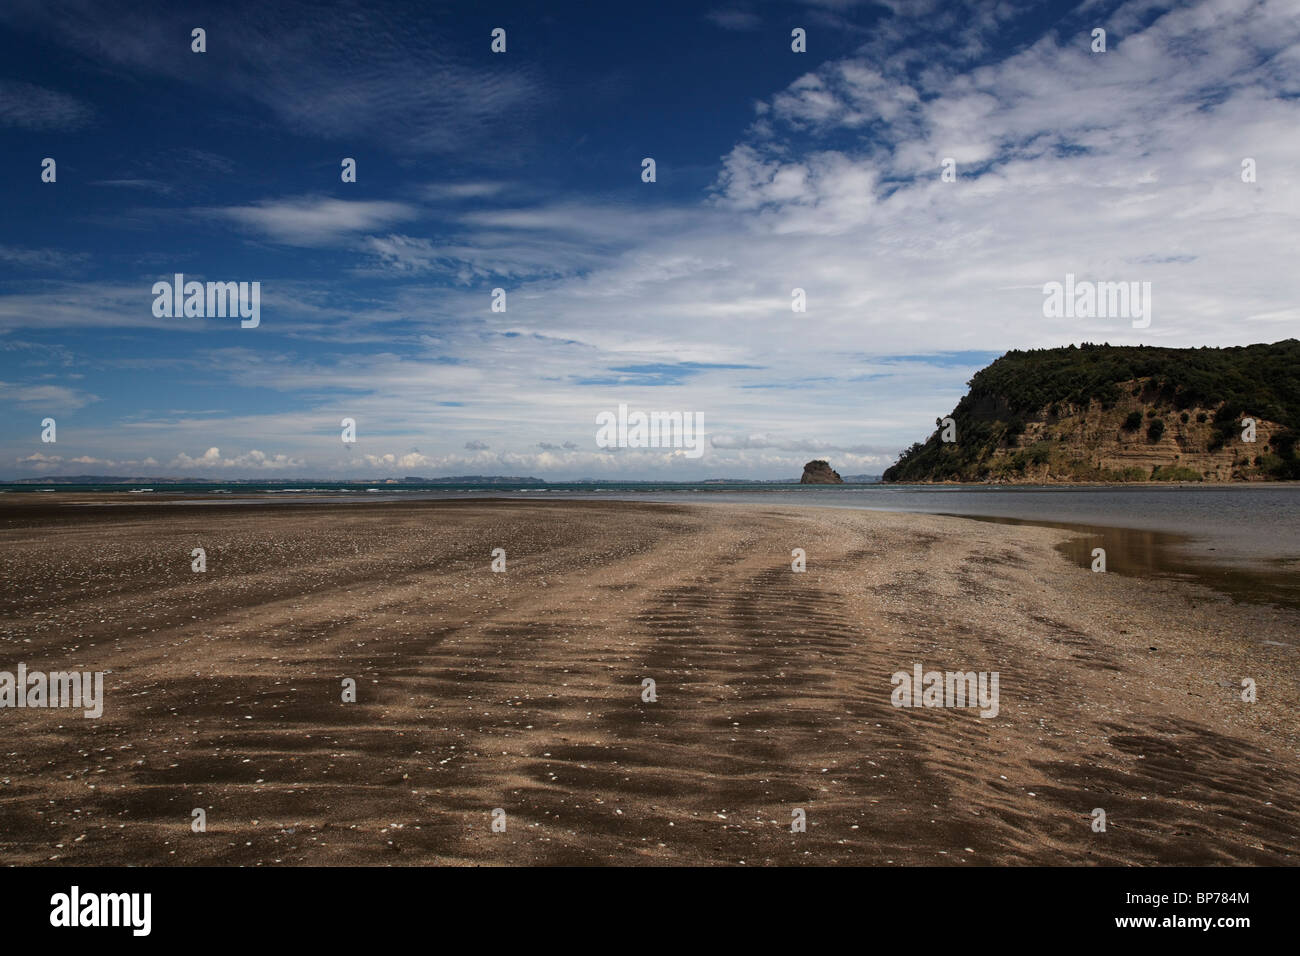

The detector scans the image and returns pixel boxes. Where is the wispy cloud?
[0,381,100,411]
[0,79,93,130]
[705,8,763,31]
[0,245,89,270]
[711,433,894,455]
[0,0,547,157]
[209,197,419,246]
[91,179,176,195]
[424,182,511,201]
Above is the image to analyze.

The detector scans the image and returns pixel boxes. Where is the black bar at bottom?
[0,865,1272,943]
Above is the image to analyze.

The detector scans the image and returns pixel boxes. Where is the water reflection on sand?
[955,514,1300,613]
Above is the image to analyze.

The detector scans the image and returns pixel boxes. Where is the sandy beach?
[0,496,1296,866]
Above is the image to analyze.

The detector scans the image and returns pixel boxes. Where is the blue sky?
[1,0,1297,479]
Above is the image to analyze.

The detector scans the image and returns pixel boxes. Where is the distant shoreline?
[4,478,1300,494]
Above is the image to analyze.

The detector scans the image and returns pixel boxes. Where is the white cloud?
[210,197,418,247]
[711,433,894,455]
[170,447,305,470]
[0,381,100,411]
[424,182,510,201]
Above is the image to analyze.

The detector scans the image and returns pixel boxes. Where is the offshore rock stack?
[800,460,843,484]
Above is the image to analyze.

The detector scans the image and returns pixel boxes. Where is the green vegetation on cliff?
[883,340,1300,482]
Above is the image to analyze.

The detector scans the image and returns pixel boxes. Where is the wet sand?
[0,496,1297,865]
[954,514,1300,611]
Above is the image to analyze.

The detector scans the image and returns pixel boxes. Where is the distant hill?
[883,340,1300,483]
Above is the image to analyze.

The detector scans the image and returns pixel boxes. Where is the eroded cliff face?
[955,380,1284,482]
[884,341,1300,483]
